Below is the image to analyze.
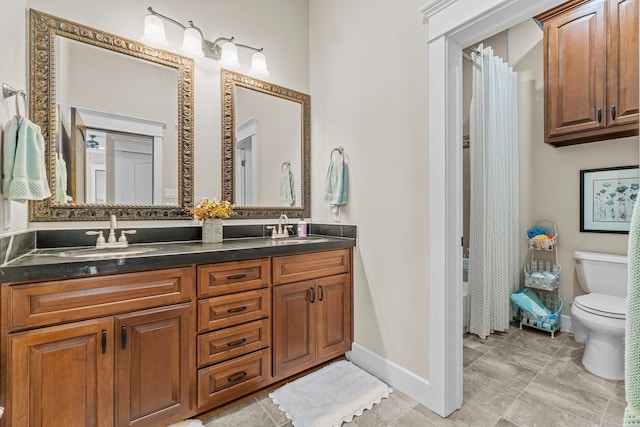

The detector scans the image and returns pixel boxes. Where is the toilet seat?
[573,293,626,319]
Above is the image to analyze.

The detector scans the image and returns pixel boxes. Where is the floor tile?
[463,346,484,367]
[257,394,291,426]
[486,343,554,372]
[463,368,520,416]
[522,372,609,423]
[601,399,627,427]
[202,399,276,427]
[612,381,626,404]
[503,390,600,427]
[464,347,538,391]
[499,328,567,356]
[389,408,438,426]
[463,334,502,354]
[494,419,519,427]
[357,390,417,426]
[541,352,616,401]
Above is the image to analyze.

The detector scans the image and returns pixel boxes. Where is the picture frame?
[580,165,640,233]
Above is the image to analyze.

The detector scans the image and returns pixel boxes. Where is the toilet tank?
[574,251,628,297]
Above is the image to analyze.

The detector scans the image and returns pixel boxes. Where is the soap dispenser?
[297,218,307,237]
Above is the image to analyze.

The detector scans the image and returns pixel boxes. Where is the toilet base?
[581,330,625,380]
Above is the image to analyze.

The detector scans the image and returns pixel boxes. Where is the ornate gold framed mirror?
[221,69,310,218]
[29,9,194,221]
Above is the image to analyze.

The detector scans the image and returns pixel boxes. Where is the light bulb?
[249,51,270,78]
[219,42,240,68]
[141,14,169,47]
[180,27,205,58]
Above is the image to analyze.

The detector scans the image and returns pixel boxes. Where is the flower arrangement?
[189,197,234,220]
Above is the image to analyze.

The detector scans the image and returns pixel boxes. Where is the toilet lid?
[574,293,626,319]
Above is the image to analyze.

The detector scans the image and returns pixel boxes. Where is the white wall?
[0,1,29,235]
[21,0,309,229]
[309,0,430,378]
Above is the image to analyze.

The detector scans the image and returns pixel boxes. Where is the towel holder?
[330,146,344,161]
[2,83,27,118]
[281,161,291,173]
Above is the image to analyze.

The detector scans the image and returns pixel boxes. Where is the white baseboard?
[347,343,437,413]
[561,314,572,334]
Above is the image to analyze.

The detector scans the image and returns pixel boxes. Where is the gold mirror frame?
[28,9,194,221]
[221,69,311,218]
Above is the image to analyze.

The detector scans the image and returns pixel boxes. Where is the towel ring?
[281,161,291,173]
[330,146,344,161]
[2,83,27,118]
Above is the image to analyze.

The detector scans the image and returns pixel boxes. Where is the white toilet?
[571,251,627,380]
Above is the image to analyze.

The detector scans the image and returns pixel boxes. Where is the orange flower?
[189,198,234,220]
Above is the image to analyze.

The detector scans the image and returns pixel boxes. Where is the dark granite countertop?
[0,235,355,284]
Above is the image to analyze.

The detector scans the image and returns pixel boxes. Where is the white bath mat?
[269,360,392,427]
[168,419,203,427]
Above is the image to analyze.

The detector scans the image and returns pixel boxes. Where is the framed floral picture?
[580,165,640,233]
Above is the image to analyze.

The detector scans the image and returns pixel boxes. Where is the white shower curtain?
[469,46,519,340]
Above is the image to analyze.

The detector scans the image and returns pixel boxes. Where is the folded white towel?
[55,153,71,204]
[2,116,51,201]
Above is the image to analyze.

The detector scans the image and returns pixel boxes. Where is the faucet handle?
[86,230,106,244]
[118,230,137,243]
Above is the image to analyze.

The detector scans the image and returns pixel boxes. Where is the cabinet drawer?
[197,318,270,368]
[197,348,271,409]
[5,267,195,331]
[273,249,351,285]
[198,288,270,332]
[197,258,270,297]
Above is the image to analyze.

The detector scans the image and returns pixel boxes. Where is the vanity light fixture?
[142,6,269,77]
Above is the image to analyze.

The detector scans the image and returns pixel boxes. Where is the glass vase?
[202,218,223,243]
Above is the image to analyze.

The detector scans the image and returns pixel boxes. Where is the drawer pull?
[227,306,247,314]
[611,105,617,120]
[227,372,247,383]
[318,286,324,301]
[121,325,127,349]
[227,274,248,280]
[597,108,602,123]
[101,329,107,354]
[227,338,247,347]
[310,287,315,303]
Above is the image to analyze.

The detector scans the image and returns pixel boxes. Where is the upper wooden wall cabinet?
[536,0,639,146]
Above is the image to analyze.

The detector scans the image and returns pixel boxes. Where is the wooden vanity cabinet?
[272,250,352,380]
[537,0,638,146]
[2,267,195,427]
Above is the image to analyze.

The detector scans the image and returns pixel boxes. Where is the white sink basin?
[58,246,158,258]
[269,237,330,245]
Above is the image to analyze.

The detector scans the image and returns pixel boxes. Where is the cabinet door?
[316,274,352,361]
[272,280,316,379]
[115,303,193,427]
[8,318,114,427]
[546,1,606,138]
[607,0,639,127]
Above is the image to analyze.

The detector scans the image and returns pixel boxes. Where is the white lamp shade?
[180,27,205,57]
[142,14,169,47]
[219,42,240,68]
[249,51,270,78]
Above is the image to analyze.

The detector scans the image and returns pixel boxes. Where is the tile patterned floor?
[200,325,627,427]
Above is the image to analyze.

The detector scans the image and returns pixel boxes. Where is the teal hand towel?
[325,159,348,206]
[625,200,640,425]
[280,168,295,207]
[2,116,19,195]
[2,116,51,201]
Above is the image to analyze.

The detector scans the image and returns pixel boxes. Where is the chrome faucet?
[86,215,137,248]
[268,214,293,239]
